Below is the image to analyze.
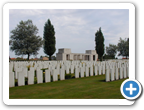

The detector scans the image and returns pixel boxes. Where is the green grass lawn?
[9,74,127,99]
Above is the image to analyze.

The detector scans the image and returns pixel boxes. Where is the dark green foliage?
[103,54,115,59]
[9,20,43,60]
[43,19,56,60]
[95,27,105,61]
[106,44,117,58]
[117,38,129,58]
[65,74,72,79]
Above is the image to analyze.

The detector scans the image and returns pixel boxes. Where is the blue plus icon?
[121,79,142,100]
[123,81,139,97]
[126,83,137,95]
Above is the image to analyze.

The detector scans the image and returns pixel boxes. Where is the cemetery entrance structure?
[56,48,98,61]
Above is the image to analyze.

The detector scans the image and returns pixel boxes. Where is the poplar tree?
[95,27,105,61]
[43,19,56,60]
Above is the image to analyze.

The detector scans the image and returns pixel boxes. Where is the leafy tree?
[106,44,117,58]
[117,38,129,58]
[43,19,56,60]
[9,19,43,60]
[95,27,105,61]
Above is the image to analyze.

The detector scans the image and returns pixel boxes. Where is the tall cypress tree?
[95,27,105,61]
[43,19,56,60]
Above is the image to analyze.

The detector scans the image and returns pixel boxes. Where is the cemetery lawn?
[9,75,127,99]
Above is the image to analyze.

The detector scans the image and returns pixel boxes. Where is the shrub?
[65,74,72,79]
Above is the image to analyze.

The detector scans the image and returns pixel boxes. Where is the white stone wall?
[56,48,98,61]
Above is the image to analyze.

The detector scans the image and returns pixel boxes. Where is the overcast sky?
[9,9,129,59]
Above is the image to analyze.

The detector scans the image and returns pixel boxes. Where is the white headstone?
[45,69,51,82]
[94,66,97,76]
[66,66,69,74]
[106,69,110,82]
[28,68,34,85]
[80,67,84,78]
[115,67,119,80]
[120,67,123,79]
[85,66,89,77]
[23,67,28,77]
[71,65,74,73]
[18,71,25,86]
[9,72,15,87]
[75,67,79,78]
[123,67,127,78]
[90,66,93,76]
[127,66,129,77]
[111,68,114,81]
[60,68,65,80]
[102,65,105,74]
[52,69,58,81]
[15,67,22,79]
[99,66,101,75]
[36,69,43,84]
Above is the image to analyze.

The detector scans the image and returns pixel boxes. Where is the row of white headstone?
[9,60,129,87]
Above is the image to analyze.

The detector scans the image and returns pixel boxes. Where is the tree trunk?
[27,53,30,60]
[49,55,51,61]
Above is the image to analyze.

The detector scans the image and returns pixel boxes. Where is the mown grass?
[9,74,127,99]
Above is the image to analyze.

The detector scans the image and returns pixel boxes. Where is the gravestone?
[9,72,15,87]
[75,67,79,78]
[36,69,43,84]
[60,68,65,80]
[120,67,123,79]
[94,66,97,76]
[80,67,84,78]
[18,70,25,86]
[45,69,51,82]
[102,65,105,74]
[106,68,110,82]
[85,66,89,77]
[90,66,93,76]
[110,68,114,81]
[123,67,126,78]
[52,69,58,81]
[28,67,34,85]
[99,66,101,75]
[23,67,28,77]
[71,65,74,73]
[66,66,69,74]
[115,67,119,80]
[15,67,22,79]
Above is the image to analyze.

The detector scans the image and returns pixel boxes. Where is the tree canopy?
[9,19,43,60]
[43,19,56,60]
[95,27,105,61]
[117,38,129,58]
[106,44,117,58]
